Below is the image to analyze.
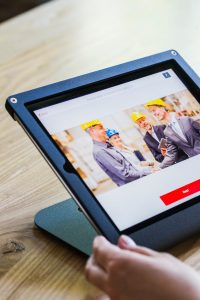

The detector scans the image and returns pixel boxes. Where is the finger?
[94,295,110,300]
[93,236,120,271]
[131,246,159,257]
[118,235,158,257]
[85,255,108,291]
[118,235,136,250]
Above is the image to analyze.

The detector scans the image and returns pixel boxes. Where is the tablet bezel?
[6,50,200,247]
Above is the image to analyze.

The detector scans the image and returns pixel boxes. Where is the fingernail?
[95,296,110,300]
[120,235,136,247]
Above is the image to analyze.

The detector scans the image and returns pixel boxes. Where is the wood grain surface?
[0,0,200,299]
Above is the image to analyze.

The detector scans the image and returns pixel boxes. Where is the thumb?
[118,235,136,250]
[118,235,159,257]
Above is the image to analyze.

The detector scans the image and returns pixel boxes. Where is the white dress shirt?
[151,127,160,142]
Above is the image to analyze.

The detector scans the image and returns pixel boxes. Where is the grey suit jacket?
[160,116,200,169]
[93,140,151,186]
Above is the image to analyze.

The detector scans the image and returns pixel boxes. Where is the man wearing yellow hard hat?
[144,99,169,122]
[81,119,151,186]
[144,98,199,168]
[131,112,166,162]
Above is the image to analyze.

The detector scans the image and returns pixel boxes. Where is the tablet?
[6,50,200,250]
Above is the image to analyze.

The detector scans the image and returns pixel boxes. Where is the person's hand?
[140,161,154,167]
[151,166,160,172]
[85,236,200,300]
[161,147,167,156]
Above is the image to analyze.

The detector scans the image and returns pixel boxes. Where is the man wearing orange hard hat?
[131,112,166,162]
[81,119,151,186]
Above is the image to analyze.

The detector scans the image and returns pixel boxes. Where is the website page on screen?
[34,69,200,231]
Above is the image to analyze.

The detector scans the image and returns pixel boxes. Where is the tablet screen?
[33,68,200,232]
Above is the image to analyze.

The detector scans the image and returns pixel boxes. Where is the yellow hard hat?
[131,112,146,123]
[80,119,102,131]
[144,98,167,108]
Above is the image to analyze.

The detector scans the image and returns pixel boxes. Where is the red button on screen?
[160,179,200,206]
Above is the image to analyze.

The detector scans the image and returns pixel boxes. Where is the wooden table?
[0,0,200,298]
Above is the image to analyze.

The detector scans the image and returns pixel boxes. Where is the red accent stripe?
[160,179,200,205]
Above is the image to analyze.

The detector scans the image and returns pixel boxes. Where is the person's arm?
[95,150,151,183]
[154,151,164,163]
[85,236,200,300]
[144,139,163,162]
[191,118,200,133]
[159,140,179,169]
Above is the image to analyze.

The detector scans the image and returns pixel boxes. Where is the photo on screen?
[51,88,200,196]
